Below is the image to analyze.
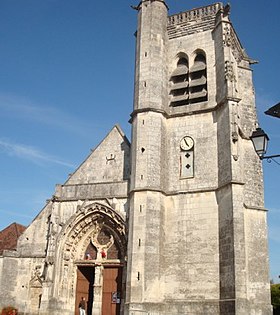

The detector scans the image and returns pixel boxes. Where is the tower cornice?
[134,0,168,11]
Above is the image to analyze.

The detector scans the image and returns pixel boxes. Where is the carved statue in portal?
[91,224,114,260]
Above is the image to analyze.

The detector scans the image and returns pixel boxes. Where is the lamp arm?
[261,154,280,160]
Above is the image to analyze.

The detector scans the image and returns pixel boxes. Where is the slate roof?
[265,102,280,119]
[0,222,26,255]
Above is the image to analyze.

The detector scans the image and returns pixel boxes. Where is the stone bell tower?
[126,1,272,315]
[126,0,169,310]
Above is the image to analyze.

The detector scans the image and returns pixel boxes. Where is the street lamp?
[250,127,280,160]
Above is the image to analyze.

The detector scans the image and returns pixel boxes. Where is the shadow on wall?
[121,140,131,181]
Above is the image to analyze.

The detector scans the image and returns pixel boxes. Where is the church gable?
[66,125,130,185]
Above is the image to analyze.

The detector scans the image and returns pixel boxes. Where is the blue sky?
[0,1,279,282]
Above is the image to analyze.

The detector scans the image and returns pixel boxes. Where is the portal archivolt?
[54,202,127,301]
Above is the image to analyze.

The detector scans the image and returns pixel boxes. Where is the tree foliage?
[272,284,280,314]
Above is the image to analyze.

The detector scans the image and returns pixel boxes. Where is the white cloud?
[0,93,98,137]
[0,209,34,219]
[0,138,74,168]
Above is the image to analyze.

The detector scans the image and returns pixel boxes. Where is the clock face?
[180,136,194,151]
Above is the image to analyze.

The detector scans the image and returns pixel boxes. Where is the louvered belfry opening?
[170,52,207,107]
[189,53,207,104]
[170,57,189,107]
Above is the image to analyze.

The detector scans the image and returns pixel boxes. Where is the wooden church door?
[75,266,95,315]
[102,266,122,315]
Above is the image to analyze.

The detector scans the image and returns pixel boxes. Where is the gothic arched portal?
[53,202,127,315]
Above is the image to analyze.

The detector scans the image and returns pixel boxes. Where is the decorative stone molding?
[225,60,236,83]
[223,23,246,64]
[30,267,43,288]
[52,202,126,301]
[223,24,232,47]
[168,3,221,26]
[54,181,129,201]
[167,3,221,39]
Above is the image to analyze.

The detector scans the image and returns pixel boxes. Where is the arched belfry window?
[189,53,207,104]
[170,52,208,107]
[170,57,189,107]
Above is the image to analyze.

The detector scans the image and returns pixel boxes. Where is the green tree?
[271,284,280,314]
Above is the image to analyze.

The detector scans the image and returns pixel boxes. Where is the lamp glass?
[250,128,269,156]
[252,136,266,154]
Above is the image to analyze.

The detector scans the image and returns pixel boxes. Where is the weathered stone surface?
[0,2,272,315]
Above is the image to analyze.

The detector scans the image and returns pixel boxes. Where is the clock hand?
[184,138,189,147]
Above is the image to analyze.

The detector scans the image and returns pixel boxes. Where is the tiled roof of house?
[0,222,27,255]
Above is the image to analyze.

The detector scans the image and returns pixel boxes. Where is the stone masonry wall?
[164,193,219,301]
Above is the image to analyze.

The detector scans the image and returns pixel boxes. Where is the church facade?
[0,1,272,315]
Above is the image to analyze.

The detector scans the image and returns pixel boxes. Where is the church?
[0,1,272,314]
